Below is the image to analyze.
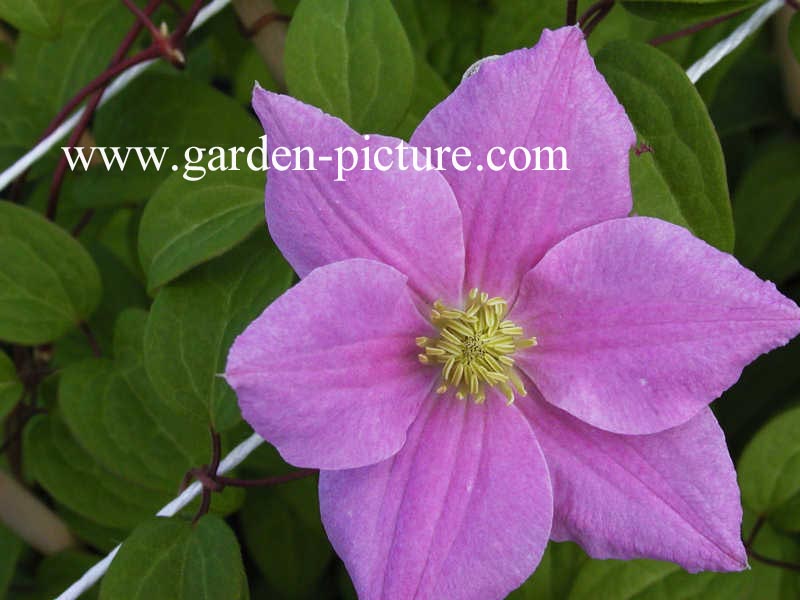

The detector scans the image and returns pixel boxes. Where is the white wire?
[14,1,781,598]
[54,433,264,600]
[0,0,232,193]
[188,0,232,32]
[686,0,785,83]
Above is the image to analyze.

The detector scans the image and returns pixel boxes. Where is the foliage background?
[0,0,799,598]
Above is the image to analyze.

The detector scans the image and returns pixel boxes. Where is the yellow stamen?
[417,288,536,405]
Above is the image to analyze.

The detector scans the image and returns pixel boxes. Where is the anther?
[416,288,535,404]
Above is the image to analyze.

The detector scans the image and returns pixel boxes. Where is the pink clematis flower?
[225,26,800,600]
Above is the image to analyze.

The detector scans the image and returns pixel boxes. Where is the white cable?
[14,1,783,598]
[54,433,265,600]
[686,0,785,83]
[0,0,232,192]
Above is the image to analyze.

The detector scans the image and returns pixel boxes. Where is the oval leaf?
[139,169,265,292]
[508,542,587,600]
[144,235,293,431]
[240,478,333,598]
[596,40,734,251]
[26,415,170,530]
[0,0,62,37]
[621,0,761,24]
[733,142,800,284]
[284,0,415,133]
[59,310,210,490]
[15,0,131,113]
[100,516,246,600]
[739,406,800,531]
[0,202,102,345]
[568,558,752,599]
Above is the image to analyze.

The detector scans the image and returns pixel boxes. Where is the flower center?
[416,288,536,405]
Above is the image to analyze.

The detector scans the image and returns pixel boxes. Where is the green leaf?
[0,79,49,173]
[26,414,171,530]
[596,41,734,251]
[621,0,760,24]
[85,74,261,209]
[284,0,415,133]
[508,542,587,600]
[790,12,800,64]
[733,142,800,284]
[629,148,693,231]
[0,0,62,38]
[139,169,265,293]
[274,0,299,15]
[708,49,785,138]
[481,2,662,59]
[482,0,561,57]
[27,410,241,532]
[94,73,262,151]
[57,505,129,553]
[59,309,210,490]
[144,235,293,430]
[233,46,278,106]
[100,516,246,600]
[14,0,131,113]
[0,202,102,345]
[392,54,450,139]
[739,406,800,531]
[30,551,102,600]
[393,0,485,88]
[54,242,149,369]
[715,336,800,455]
[79,74,261,211]
[568,557,753,599]
[59,308,245,515]
[0,524,23,599]
[0,350,23,421]
[240,477,333,598]
[744,512,800,599]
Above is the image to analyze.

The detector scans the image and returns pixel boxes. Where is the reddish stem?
[579,0,614,27]
[650,9,746,46]
[748,550,800,572]
[192,428,221,524]
[121,0,164,41]
[71,209,95,237]
[744,515,765,548]
[46,0,206,221]
[45,46,161,219]
[566,0,579,25]
[185,430,316,523]
[582,3,614,38]
[743,515,800,572]
[171,0,204,41]
[215,469,318,488]
[40,0,164,141]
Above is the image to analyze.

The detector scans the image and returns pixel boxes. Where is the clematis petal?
[411,26,635,299]
[518,392,747,572]
[320,393,552,600]
[512,217,800,434]
[225,258,434,470]
[253,86,465,305]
